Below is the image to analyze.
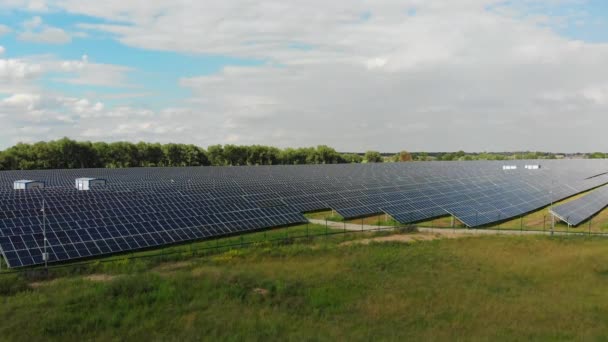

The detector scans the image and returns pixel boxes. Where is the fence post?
[543,215,546,232]
[498,214,501,233]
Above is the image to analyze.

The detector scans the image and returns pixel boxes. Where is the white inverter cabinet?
[75,178,106,191]
[13,180,45,190]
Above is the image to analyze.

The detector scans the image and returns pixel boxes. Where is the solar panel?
[1,160,608,267]
[550,185,608,226]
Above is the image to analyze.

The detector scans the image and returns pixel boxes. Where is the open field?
[3,226,608,340]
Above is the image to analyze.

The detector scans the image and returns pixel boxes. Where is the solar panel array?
[551,185,608,226]
[1,160,608,268]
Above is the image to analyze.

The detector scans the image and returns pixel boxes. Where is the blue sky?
[1,1,608,152]
[0,8,264,108]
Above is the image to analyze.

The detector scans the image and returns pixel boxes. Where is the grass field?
[3,225,608,340]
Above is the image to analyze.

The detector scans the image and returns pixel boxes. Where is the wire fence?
[2,215,607,278]
[0,221,403,277]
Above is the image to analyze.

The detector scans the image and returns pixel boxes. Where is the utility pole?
[41,198,49,272]
[550,179,555,236]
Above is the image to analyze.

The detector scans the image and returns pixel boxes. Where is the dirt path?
[307,219,593,237]
[341,232,466,246]
[84,274,117,282]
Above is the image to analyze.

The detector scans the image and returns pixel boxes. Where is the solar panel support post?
[589,219,592,236]
[475,213,478,229]
[361,218,364,231]
[520,216,523,233]
[543,215,546,232]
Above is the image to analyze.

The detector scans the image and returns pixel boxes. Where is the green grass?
[4,230,608,340]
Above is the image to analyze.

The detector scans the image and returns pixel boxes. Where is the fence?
[2,215,607,277]
[0,221,401,277]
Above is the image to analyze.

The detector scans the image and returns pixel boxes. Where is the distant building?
[13,180,44,190]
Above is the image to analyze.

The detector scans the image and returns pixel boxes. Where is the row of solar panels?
[0,210,306,268]
[551,186,608,226]
[1,160,604,190]
[1,161,608,268]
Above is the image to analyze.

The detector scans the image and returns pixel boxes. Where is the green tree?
[223,145,248,166]
[364,151,383,163]
[207,145,226,166]
[589,152,606,159]
[342,153,363,163]
[280,148,309,165]
[417,152,428,161]
[440,153,455,161]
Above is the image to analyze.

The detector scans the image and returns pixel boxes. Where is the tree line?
[0,138,571,171]
[0,138,381,170]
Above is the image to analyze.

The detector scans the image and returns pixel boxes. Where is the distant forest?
[0,138,585,171]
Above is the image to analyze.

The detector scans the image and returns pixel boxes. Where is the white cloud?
[2,1,608,152]
[18,16,71,44]
[18,26,72,44]
[57,54,132,87]
[26,0,48,12]
[0,0,50,12]
[0,24,11,36]
[2,93,43,110]
[23,16,42,30]
[0,58,43,80]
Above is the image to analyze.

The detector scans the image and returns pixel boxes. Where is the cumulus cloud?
[18,16,71,44]
[2,1,608,152]
[18,26,71,44]
[0,58,43,81]
[57,54,132,87]
[0,91,195,146]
